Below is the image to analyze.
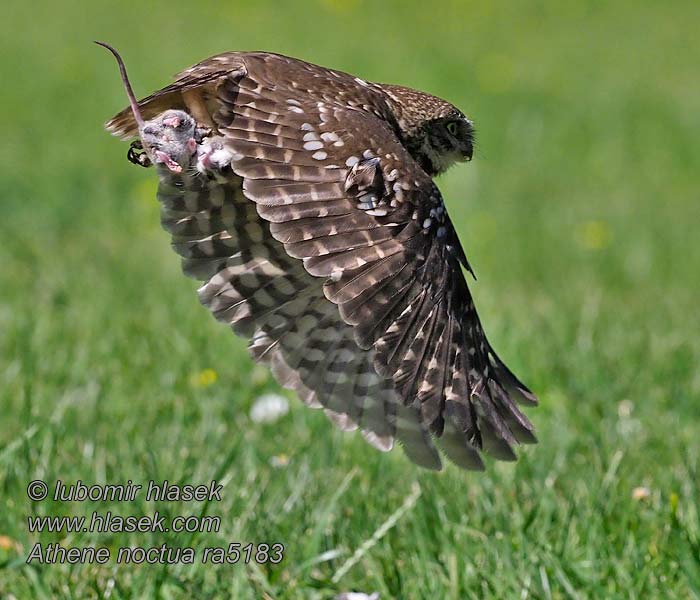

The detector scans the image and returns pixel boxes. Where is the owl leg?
[196,136,236,178]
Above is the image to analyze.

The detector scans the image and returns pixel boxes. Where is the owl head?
[381,84,475,176]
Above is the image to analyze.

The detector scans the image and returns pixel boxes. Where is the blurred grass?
[1,0,699,598]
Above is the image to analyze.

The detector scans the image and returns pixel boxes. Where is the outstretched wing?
[212,56,538,462]
[107,52,536,469]
[156,168,443,468]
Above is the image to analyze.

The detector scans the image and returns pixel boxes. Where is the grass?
[1,0,699,597]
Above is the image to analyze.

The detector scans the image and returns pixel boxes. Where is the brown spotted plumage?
[103,49,537,470]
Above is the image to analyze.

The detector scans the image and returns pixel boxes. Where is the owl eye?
[446,121,459,136]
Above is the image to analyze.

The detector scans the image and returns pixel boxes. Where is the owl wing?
[157,170,445,468]
[107,52,537,469]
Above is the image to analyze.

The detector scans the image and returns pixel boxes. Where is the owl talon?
[127,141,152,168]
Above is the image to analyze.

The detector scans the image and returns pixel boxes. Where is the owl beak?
[463,120,475,161]
[459,144,473,162]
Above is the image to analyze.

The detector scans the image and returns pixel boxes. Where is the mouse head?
[141,110,198,173]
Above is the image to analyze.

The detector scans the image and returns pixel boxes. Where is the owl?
[99,42,537,471]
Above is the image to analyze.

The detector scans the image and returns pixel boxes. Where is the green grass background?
[1,0,699,598]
